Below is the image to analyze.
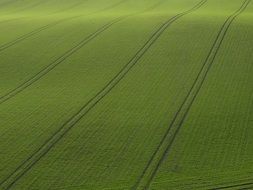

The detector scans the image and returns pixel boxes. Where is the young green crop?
[0,0,252,189]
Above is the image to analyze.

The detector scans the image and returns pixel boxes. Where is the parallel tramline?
[0,0,252,189]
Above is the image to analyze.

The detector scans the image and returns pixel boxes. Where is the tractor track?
[0,0,164,105]
[132,0,251,189]
[0,0,128,53]
[0,0,207,189]
[0,16,125,105]
[0,15,123,188]
[0,18,71,52]
[211,182,253,190]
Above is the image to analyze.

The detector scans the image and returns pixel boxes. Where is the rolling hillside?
[0,0,252,189]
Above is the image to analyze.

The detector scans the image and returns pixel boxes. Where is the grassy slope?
[0,0,173,98]
[150,1,253,190]
[1,1,247,188]
[0,0,252,189]
[0,0,198,188]
[0,0,152,47]
[0,0,163,180]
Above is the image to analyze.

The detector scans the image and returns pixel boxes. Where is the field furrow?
[0,0,167,105]
[134,0,251,189]
[0,2,245,189]
[0,0,130,51]
[1,0,199,187]
[1,0,252,189]
[150,0,253,189]
[0,17,125,104]
[0,1,207,188]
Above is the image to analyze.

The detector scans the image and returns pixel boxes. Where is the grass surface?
[0,0,252,189]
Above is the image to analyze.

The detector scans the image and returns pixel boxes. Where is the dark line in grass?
[194,176,253,189]
[0,0,157,105]
[0,19,125,190]
[0,1,205,189]
[132,0,251,189]
[208,182,253,189]
[0,1,133,105]
[0,0,128,53]
[0,18,71,52]
[0,16,126,105]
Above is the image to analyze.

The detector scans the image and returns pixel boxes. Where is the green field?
[0,0,253,189]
